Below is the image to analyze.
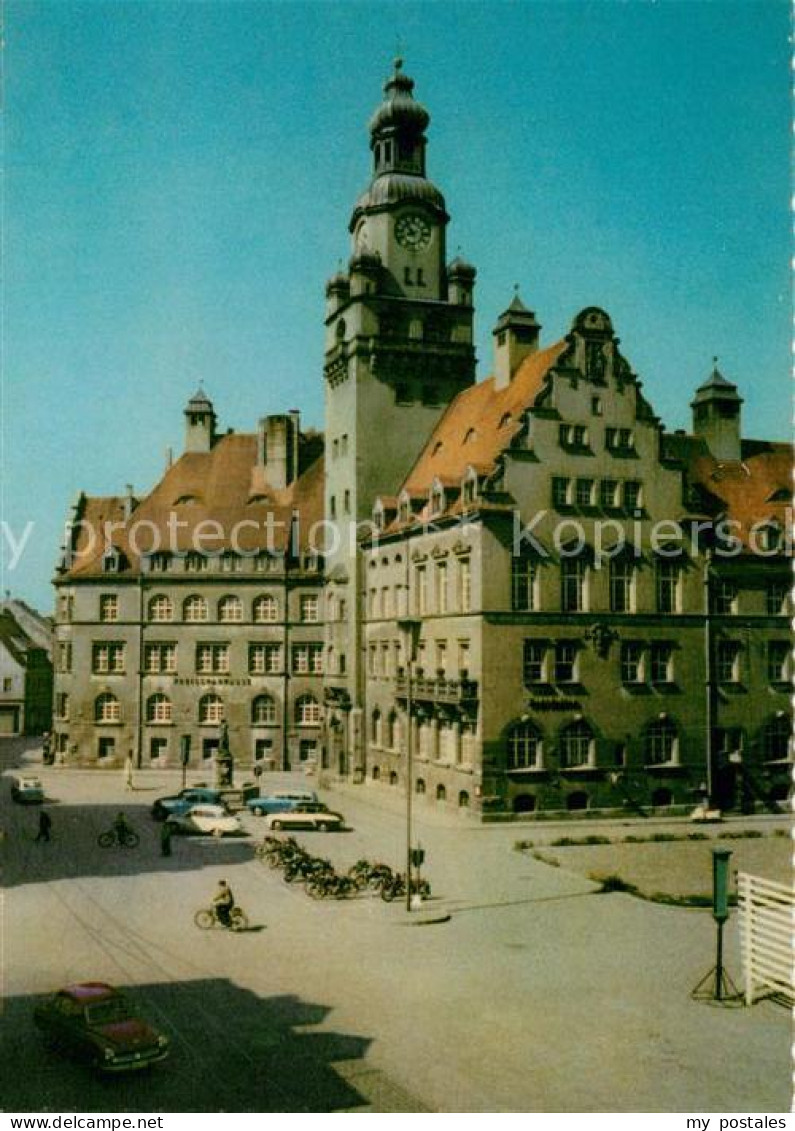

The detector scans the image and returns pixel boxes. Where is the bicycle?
[193,904,249,931]
[97,827,140,848]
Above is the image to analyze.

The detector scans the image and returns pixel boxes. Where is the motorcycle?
[379,874,432,903]
[193,904,249,931]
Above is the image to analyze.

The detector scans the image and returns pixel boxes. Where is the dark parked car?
[151,787,224,821]
[34,983,169,1072]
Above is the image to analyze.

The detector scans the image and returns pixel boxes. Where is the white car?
[10,774,45,804]
[165,804,243,837]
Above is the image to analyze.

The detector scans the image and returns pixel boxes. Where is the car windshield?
[85,998,130,1026]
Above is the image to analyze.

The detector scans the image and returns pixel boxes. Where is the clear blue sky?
[2,0,790,612]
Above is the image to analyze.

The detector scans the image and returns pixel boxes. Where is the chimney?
[493,291,541,390]
[123,484,135,521]
[261,414,299,490]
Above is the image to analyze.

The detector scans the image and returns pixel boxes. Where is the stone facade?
[52,62,792,815]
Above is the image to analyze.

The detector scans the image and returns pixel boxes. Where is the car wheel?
[317,822,329,832]
[252,806,264,817]
[212,827,223,838]
[271,819,282,830]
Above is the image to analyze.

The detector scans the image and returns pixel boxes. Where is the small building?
[0,601,54,736]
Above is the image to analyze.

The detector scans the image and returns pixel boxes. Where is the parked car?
[34,982,169,1072]
[265,803,345,832]
[10,774,45,804]
[151,787,225,821]
[245,789,318,817]
[165,804,244,837]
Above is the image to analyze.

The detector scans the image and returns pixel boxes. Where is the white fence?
[737,871,795,1006]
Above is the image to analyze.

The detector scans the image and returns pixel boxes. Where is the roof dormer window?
[429,479,446,517]
[102,548,123,573]
[462,468,478,507]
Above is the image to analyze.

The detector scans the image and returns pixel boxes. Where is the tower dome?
[368,58,431,137]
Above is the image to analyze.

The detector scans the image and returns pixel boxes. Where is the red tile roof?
[65,433,324,578]
[401,340,567,497]
[687,441,792,548]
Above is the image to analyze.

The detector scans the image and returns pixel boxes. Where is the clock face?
[395,213,432,251]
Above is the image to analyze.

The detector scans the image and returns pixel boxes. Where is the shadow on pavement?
[5,979,371,1112]
[1,799,259,888]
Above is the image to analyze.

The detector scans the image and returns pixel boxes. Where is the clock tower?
[322,60,477,776]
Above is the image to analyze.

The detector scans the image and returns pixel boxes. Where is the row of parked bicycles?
[255,836,432,902]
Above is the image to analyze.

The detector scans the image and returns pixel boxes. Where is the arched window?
[436,783,447,802]
[199,694,224,724]
[415,778,426,795]
[559,720,594,768]
[95,693,120,723]
[566,791,589,811]
[458,790,470,809]
[218,595,243,623]
[507,720,542,770]
[389,771,398,786]
[253,594,278,623]
[183,594,208,622]
[644,718,678,765]
[372,765,380,781]
[761,716,791,761]
[387,710,400,751]
[371,708,382,745]
[148,594,173,622]
[296,695,320,727]
[252,695,277,726]
[146,693,172,724]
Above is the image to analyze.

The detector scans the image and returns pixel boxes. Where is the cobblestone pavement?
[2,740,791,1113]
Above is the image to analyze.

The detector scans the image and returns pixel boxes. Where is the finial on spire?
[394,55,403,72]
[713,355,719,368]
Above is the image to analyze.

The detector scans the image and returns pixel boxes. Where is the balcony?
[395,672,479,705]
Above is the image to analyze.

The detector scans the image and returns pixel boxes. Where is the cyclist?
[212,879,235,928]
[113,811,133,845]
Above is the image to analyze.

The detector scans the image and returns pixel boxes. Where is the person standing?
[124,752,134,790]
[35,810,52,843]
[160,820,173,857]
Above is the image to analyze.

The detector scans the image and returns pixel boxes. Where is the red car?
[34,982,169,1072]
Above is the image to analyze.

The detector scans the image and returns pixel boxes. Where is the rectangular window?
[459,558,472,612]
[575,478,594,508]
[249,644,282,674]
[551,477,571,509]
[609,558,635,613]
[382,642,392,676]
[766,583,788,615]
[416,566,428,615]
[436,562,448,614]
[606,427,633,453]
[185,552,208,573]
[435,640,447,674]
[300,595,319,623]
[523,641,546,685]
[99,595,118,622]
[561,558,587,613]
[716,640,741,684]
[458,639,471,674]
[650,642,674,684]
[369,644,378,677]
[554,641,577,684]
[196,644,229,674]
[620,642,643,685]
[55,692,69,720]
[382,586,393,618]
[767,641,790,684]
[92,642,125,674]
[343,490,351,514]
[57,640,73,673]
[623,481,642,511]
[599,480,619,509]
[144,643,177,674]
[292,644,323,674]
[512,556,537,611]
[713,580,738,615]
[656,559,680,614]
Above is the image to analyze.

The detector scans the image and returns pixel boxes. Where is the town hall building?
[52,61,792,818]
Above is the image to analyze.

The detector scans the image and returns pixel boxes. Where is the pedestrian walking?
[35,810,52,843]
[124,752,134,790]
[160,820,172,857]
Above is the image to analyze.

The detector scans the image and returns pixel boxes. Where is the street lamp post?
[398,616,421,913]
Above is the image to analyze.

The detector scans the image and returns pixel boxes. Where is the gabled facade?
[0,602,53,736]
[52,61,792,817]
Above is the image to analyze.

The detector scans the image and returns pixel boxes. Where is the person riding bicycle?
[113,811,132,844]
[212,879,235,927]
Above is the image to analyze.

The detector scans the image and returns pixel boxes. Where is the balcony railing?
[395,672,479,705]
